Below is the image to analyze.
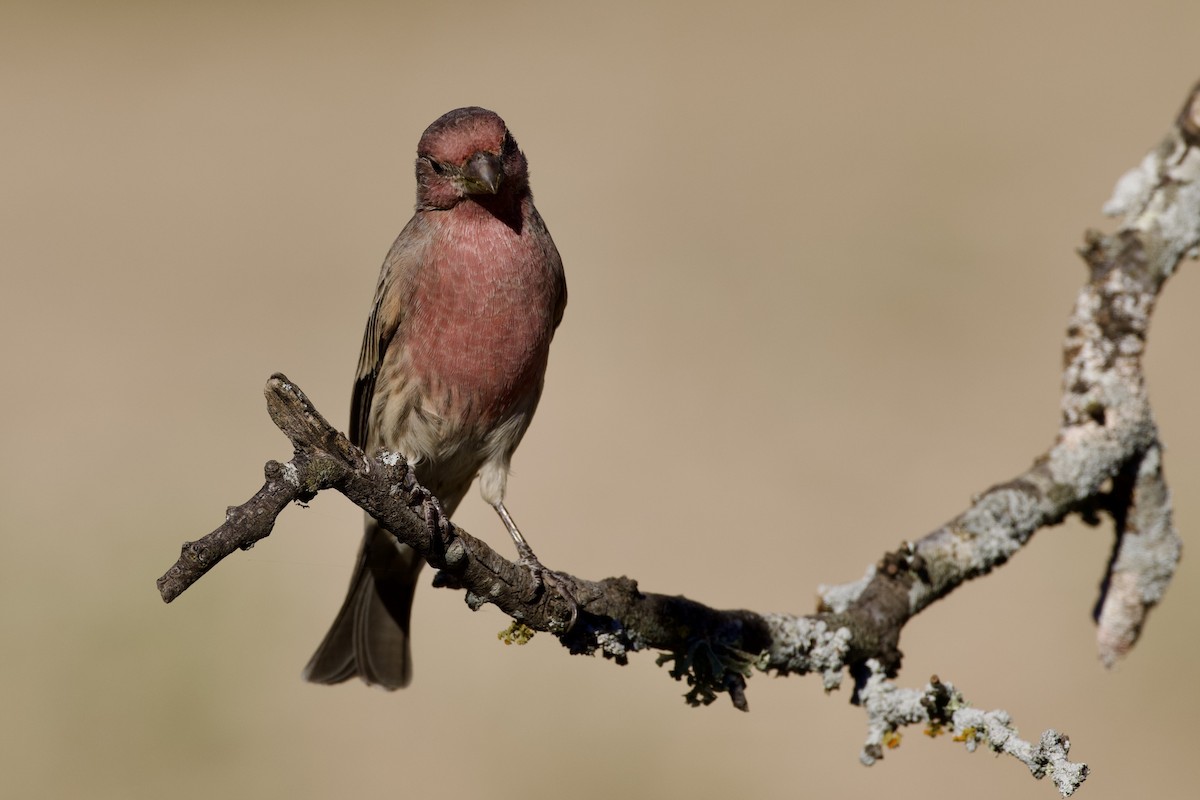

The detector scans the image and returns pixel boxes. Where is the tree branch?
[156,80,1200,797]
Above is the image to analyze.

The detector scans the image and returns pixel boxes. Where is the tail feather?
[303,521,423,690]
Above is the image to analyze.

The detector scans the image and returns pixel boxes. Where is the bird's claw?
[515,542,579,633]
[422,494,449,535]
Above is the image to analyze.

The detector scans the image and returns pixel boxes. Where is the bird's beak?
[460,151,504,195]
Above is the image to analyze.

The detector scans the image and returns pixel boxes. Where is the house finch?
[303,107,567,689]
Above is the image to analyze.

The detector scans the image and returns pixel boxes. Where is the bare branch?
[156,461,301,603]
[156,80,1200,794]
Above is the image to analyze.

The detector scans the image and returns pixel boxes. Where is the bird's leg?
[493,500,545,579]
[492,501,578,631]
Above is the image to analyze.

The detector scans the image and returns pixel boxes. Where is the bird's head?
[414,107,530,211]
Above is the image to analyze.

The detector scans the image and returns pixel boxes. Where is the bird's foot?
[420,493,450,536]
[514,539,579,634]
[493,501,579,632]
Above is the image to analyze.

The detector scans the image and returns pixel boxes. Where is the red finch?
[303,107,567,689]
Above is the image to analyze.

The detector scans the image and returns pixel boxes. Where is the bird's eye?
[425,158,448,175]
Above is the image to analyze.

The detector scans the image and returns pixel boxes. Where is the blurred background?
[2,1,1198,797]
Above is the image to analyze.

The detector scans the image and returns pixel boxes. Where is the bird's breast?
[404,203,560,426]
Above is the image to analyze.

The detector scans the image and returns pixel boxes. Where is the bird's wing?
[349,216,427,450]
[533,206,568,334]
[552,255,567,333]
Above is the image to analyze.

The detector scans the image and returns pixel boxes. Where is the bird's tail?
[302,520,423,690]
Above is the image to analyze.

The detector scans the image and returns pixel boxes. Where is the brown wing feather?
[348,217,428,450]
[533,205,567,334]
[349,300,385,450]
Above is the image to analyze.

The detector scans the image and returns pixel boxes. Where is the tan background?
[3,1,1198,798]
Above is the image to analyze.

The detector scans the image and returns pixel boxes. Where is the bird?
[303,107,567,690]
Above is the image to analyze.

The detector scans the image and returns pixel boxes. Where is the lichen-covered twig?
[818,80,1199,666]
[857,662,1089,797]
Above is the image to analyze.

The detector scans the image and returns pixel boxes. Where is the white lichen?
[856,662,1089,796]
[281,461,300,488]
[818,566,874,613]
[762,614,852,684]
